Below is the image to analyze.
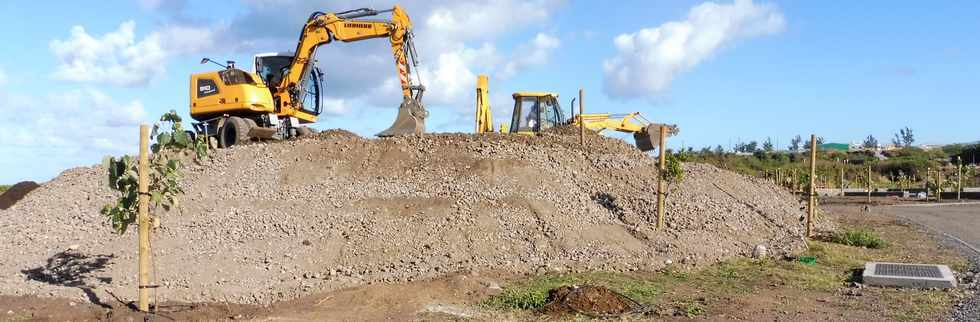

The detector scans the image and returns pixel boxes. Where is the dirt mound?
[0,130,832,305]
[541,285,641,317]
[0,181,40,210]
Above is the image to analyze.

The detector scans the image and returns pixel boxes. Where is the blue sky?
[0,0,978,183]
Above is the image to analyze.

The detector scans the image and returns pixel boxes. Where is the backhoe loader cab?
[508,92,565,134]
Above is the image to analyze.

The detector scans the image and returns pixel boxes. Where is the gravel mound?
[0,130,831,305]
[0,181,41,210]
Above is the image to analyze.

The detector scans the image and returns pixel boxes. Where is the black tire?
[219,117,251,148]
[296,126,314,137]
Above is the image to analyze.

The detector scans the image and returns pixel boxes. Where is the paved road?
[886,203,980,255]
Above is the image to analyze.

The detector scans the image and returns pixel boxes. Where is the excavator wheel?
[219,116,251,148]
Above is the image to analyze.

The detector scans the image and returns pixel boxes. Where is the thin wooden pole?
[867,165,872,204]
[578,89,584,146]
[137,124,151,312]
[656,125,667,230]
[840,163,845,195]
[938,169,943,202]
[807,134,816,238]
[926,167,931,200]
[958,159,963,200]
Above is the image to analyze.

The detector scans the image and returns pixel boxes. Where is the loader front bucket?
[377,97,427,137]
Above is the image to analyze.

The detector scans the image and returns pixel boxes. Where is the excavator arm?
[279,6,426,136]
[573,113,678,152]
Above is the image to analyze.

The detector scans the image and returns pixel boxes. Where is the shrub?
[831,228,887,249]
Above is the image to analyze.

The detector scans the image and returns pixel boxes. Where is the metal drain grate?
[862,262,956,289]
[874,263,943,278]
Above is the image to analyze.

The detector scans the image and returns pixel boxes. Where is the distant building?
[819,143,849,152]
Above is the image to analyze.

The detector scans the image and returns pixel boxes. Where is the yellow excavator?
[189,6,426,147]
[475,75,677,151]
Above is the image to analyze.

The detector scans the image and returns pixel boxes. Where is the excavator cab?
[508,92,564,134]
[254,52,324,119]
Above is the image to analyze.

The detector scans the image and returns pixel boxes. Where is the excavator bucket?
[633,126,658,152]
[377,97,427,137]
[632,124,679,152]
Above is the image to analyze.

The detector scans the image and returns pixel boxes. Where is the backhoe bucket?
[377,97,427,137]
[632,124,679,152]
[633,126,658,152]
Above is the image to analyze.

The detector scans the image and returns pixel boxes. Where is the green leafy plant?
[682,302,705,317]
[661,153,686,203]
[101,110,206,234]
[831,228,887,249]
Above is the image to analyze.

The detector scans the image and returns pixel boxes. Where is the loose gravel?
[0,129,831,305]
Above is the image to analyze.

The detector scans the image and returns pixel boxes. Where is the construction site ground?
[0,198,974,321]
[0,132,975,321]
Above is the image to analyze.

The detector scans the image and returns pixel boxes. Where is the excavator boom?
[280,5,426,136]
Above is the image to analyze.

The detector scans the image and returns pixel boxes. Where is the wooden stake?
[578,89,584,146]
[656,125,667,230]
[958,159,962,201]
[867,164,872,204]
[807,134,816,238]
[137,124,151,312]
[926,167,931,200]
[840,164,845,195]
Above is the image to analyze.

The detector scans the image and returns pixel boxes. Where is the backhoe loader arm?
[279,5,427,136]
[476,75,493,133]
[573,112,679,152]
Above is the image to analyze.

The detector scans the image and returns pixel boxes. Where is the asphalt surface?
[887,203,980,255]
[885,202,980,322]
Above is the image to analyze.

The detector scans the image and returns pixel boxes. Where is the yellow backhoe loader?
[475,75,677,151]
[189,6,426,148]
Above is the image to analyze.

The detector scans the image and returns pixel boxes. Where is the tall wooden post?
[867,165,872,204]
[840,162,845,195]
[656,125,667,230]
[937,169,943,202]
[807,135,816,237]
[578,89,584,146]
[137,125,151,312]
[926,167,931,200]
[958,158,963,200]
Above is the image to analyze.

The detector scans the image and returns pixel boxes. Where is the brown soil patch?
[541,285,642,317]
[0,181,40,210]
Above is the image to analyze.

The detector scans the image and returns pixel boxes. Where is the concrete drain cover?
[862,262,957,289]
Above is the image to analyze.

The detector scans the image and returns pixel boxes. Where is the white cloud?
[500,33,560,79]
[0,88,146,168]
[320,97,351,116]
[49,20,216,87]
[602,0,785,99]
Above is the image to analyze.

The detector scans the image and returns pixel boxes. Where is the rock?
[752,245,768,259]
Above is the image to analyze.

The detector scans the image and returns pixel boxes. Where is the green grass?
[485,234,959,321]
[0,185,9,194]
[831,228,888,249]
[483,272,664,310]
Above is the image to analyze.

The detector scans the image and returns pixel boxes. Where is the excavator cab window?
[255,55,293,88]
[218,69,256,86]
